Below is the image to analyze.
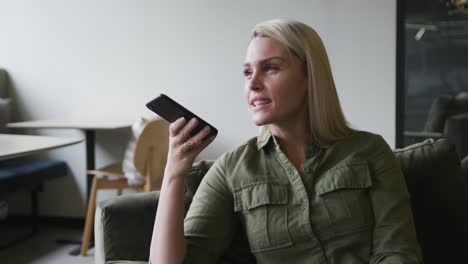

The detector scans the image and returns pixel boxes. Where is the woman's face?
[243,36,308,127]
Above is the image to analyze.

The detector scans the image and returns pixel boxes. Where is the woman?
[150,19,422,264]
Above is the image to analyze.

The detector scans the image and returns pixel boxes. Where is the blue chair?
[0,158,68,248]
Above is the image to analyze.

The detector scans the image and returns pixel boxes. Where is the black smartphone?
[146,94,218,141]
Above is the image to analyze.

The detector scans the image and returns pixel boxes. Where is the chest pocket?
[316,160,373,230]
[233,182,292,253]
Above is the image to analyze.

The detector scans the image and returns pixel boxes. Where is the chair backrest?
[133,118,169,189]
[424,92,468,132]
[394,139,468,263]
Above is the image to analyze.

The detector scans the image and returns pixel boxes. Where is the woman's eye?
[264,64,278,72]
[243,70,252,77]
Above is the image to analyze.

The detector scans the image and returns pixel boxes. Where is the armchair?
[404,92,468,158]
[94,139,468,264]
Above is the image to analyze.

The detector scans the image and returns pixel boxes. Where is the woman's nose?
[247,71,263,91]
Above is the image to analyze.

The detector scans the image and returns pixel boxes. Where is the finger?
[198,135,216,150]
[177,118,199,142]
[169,117,187,136]
[179,134,215,157]
[191,126,211,145]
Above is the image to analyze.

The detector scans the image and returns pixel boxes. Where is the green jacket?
[184,130,423,263]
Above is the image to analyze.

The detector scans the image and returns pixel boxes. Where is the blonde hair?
[252,19,356,145]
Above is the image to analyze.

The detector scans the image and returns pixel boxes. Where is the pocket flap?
[316,161,372,195]
[234,183,288,212]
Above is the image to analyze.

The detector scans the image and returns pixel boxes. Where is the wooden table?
[7,119,133,130]
[0,133,82,249]
[0,134,82,161]
[7,119,132,255]
[7,119,133,200]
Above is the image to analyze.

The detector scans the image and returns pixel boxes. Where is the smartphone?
[146,94,218,141]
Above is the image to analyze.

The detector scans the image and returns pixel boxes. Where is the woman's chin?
[251,116,271,126]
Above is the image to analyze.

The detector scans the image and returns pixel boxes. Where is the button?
[302,202,308,210]
[302,167,310,173]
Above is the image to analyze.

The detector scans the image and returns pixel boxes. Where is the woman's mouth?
[251,98,272,110]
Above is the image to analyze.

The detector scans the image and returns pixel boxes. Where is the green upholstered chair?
[394,139,468,264]
[94,139,468,264]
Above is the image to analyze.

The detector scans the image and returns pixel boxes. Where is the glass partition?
[397,0,468,157]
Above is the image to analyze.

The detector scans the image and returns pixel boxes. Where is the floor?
[0,224,94,264]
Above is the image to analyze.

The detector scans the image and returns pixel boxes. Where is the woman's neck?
[269,122,310,170]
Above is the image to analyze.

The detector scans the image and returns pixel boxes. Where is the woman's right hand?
[164,117,216,181]
[151,117,214,263]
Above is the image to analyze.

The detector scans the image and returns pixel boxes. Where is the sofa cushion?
[100,161,215,263]
[101,191,160,263]
[0,159,68,193]
[394,138,468,263]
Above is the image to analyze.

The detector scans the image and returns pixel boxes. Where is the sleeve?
[368,136,423,264]
[183,154,237,263]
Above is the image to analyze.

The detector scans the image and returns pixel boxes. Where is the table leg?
[85,130,95,202]
[66,130,96,256]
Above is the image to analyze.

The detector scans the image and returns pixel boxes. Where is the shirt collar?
[256,126,329,153]
[256,126,273,149]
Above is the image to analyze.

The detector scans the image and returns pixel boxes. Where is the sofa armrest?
[403,130,444,142]
[94,160,215,263]
[96,191,160,263]
[93,159,258,264]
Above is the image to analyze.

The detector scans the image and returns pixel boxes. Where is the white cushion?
[122,117,148,185]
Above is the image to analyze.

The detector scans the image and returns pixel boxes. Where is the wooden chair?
[80,117,169,256]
